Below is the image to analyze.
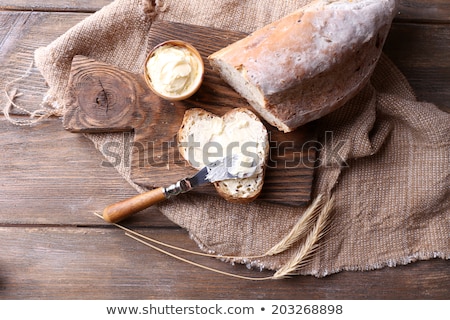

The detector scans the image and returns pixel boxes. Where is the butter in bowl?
[144,40,204,101]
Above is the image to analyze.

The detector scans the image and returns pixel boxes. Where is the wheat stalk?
[264,194,325,256]
[272,194,334,279]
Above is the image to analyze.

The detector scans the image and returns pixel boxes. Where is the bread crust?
[208,0,398,132]
[178,108,269,203]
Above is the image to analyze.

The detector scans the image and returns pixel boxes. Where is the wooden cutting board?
[63,21,317,206]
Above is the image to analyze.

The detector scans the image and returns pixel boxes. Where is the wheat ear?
[272,194,334,279]
[265,194,325,256]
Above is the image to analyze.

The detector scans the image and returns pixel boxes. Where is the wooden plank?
[396,0,450,23]
[1,226,449,299]
[0,118,175,227]
[0,0,113,12]
[383,22,450,112]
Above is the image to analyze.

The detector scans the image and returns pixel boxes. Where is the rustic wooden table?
[0,0,449,300]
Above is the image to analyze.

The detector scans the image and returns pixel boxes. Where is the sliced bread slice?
[178,108,269,203]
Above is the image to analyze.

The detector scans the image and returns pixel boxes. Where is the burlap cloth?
[30,0,448,277]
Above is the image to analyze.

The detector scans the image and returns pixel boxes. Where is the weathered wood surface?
[383,23,450,112]
[0,0,113,12]
[64,22,317,206]
[0,118,171,227]
[396,0,450,22]
[2,226,449,300]
[0,0,449,299]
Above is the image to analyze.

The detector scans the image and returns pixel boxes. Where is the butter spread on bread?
[178,108,269,203]
[208,0,397,132]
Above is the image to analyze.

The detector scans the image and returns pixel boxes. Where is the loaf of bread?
[208,0,397,132]
[178,108,269,203]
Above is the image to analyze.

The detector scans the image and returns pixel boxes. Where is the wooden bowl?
[144,40,204,101]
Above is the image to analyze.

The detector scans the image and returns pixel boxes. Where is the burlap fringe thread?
[94,193,334,280]
[3,60,64,126]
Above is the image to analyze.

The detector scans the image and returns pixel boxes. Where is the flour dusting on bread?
[208,0,398,132]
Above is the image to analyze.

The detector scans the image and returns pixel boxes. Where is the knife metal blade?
[164,156,248,198]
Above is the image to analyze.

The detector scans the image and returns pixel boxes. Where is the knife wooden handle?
[102,187,166,223]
